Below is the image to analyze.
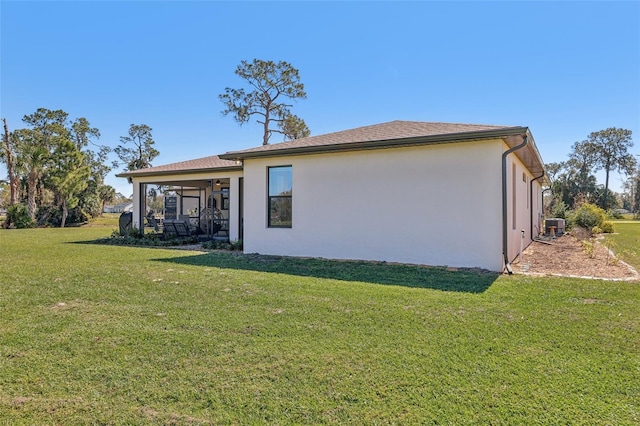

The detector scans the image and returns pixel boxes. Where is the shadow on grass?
[152,251,500,293]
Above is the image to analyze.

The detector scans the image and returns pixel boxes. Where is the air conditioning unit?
[545,218,565,236]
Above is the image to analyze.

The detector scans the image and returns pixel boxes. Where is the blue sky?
[2,1,639,197]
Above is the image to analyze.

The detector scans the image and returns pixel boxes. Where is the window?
[268,166,292,227]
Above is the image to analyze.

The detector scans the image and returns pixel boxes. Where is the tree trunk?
[634,175,640,214]
[262,120,270,145]
[263,104,270,145]
[2,118,19,206]
[61,199,68,228]
[27,170,38,220]
[603,167,611,210]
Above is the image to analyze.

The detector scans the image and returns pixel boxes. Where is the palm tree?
[13,129,49,220]
[98,185,117,215]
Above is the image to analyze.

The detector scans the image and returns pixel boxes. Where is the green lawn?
[1,225,639,424]
[606,221,640,270]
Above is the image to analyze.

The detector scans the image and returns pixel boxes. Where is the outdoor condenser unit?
[545,218,565,236]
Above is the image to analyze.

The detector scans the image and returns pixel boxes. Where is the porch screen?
[268,166,292,228]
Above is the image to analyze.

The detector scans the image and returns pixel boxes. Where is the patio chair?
[163,219,191,238]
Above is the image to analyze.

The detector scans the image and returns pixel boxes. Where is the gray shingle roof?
[116,155,240,178]
[116,120,546,182]
[220,120,519,158]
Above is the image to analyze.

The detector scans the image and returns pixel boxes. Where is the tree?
[68,117,112,217]
[587,128,636,208]
[567,140,599,196]
[546,158,598,209]
[114,124,159,171]
[219,59,309,145]
[70,117,100,150]
[0,180,9,209]
[13,128,50,220]
[98,185,116,213]
[634,169,640,217]
[114,192,131,204]
[280,114,310,140]
[48,138,90,227]
[1,118,19,207]
[14,109,70,219]
[9,109,109,224]
[624,163,640,215]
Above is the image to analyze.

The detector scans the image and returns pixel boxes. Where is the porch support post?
[139,182,147,233]
[209,179,214,240]
[228,177,239,241]
[132,180,142,229]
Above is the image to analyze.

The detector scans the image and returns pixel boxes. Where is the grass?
[0,224,639,424]
[81,212,122,228]
[605,221,640,270]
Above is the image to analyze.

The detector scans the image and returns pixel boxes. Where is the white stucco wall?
[505,152,544,263]
[242,140,508,271]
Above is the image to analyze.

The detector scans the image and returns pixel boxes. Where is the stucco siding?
[242,140,506,271]
[506,152,544,263]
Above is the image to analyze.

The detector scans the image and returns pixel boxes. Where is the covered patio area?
[116,156,243,241]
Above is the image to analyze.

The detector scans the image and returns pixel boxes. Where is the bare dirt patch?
[515,234,639,281]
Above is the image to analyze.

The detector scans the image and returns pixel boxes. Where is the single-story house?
[103,201,133,213]
[117,120,548,272]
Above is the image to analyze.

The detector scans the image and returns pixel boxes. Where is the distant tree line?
[546,127,638,217]
[1,108,159,228]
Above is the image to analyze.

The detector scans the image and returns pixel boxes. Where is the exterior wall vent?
[545,218,565,236]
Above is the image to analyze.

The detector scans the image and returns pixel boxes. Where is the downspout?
[502,133,529,274]
[530,172,545,239]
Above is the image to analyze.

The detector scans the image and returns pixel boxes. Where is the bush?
[591,226,603,235]
[572,203,606,230]
[98,230,197,246]
[607,209,623,220]
[581,239,596,258]
[202,239,243,251]
[4,204,35,229]
[551,201,568,219]
[37,206,89,227]
[600,221,615,234]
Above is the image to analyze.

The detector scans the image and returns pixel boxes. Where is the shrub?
[551,201,568,219]
[98,231,197,246]
[572,203,606,230]
[591,226,603,235]
[5,204,35,229]
[37,206,88,227]
[600,221,615,234]
[202,239,243,251]
[581,239,596,258]
[607,209,623,220]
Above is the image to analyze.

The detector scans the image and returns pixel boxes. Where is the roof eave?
[220,127,530,160]
[116,165,243,179]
